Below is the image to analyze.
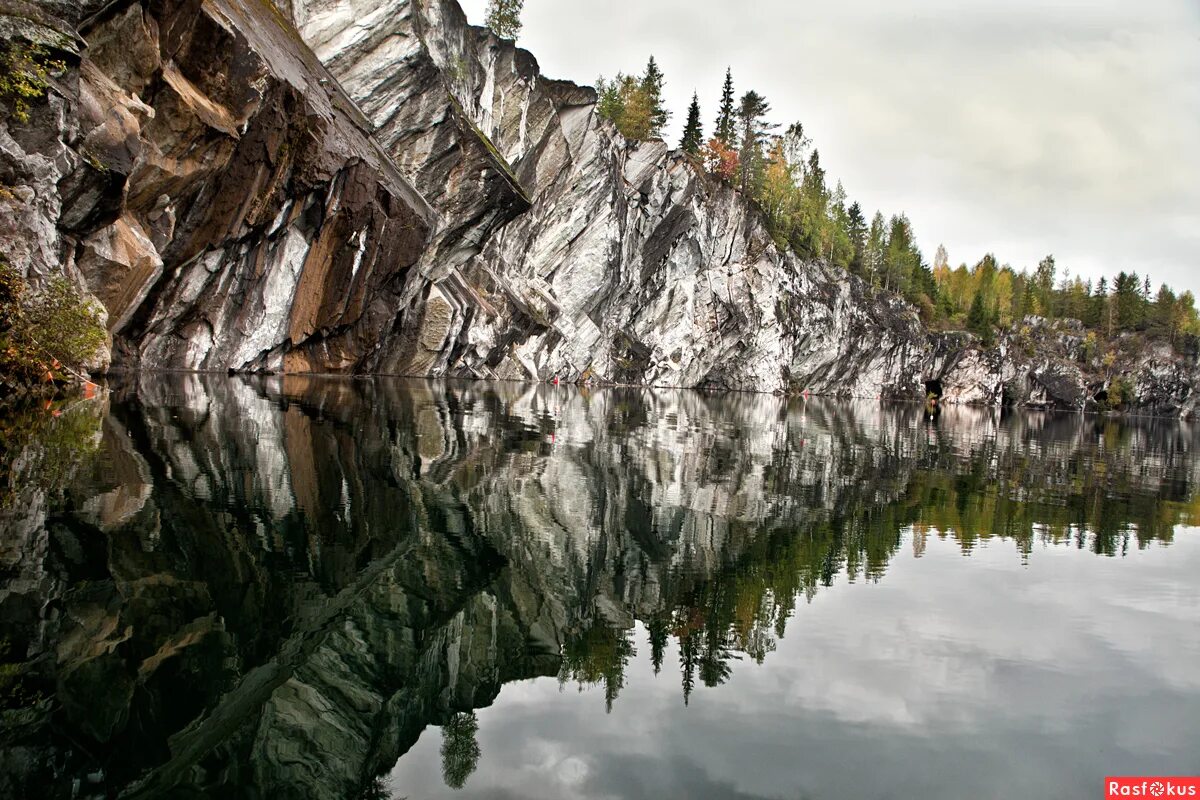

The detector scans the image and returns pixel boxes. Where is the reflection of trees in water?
[0,395,102,507]
[559,624,637,713]
[440,712,481,790]
[4,377,1199,798]
[558,435,1200,709]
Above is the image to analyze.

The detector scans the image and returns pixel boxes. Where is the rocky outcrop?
[2,0,1197,413]
[2,0,435,376]
[939,317,1200,417]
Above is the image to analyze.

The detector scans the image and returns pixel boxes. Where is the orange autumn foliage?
[700,138,739,182]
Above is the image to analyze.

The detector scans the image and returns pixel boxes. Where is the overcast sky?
[459,0,1200,295]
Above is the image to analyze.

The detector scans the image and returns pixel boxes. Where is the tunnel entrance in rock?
[924,379,943,400]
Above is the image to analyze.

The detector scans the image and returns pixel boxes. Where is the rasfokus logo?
[1106,777,1200,798]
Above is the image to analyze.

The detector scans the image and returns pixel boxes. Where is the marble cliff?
[0,0,1197,413]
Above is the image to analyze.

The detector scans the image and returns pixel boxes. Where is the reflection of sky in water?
[389,529,1200,800]
[8,377,1199,798]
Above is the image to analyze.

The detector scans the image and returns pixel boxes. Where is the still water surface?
[0,375,1197,799]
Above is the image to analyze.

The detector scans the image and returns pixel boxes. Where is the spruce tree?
[846,202,867,276]
[680,92,703,155]
[1113,271,1144,330]
[714,68,736,145]
[799,149,829,256]
[967,292,993,345]
[640,56,670,138]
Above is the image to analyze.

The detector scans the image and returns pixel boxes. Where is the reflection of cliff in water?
[1,376,1197,799]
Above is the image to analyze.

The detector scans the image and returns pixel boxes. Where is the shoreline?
[79,368,1197,423]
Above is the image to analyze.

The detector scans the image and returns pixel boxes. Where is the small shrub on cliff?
[0,40,66,123]
[1107,376,1135,411]
[0,263,106,392]
[1081,331,1099,364]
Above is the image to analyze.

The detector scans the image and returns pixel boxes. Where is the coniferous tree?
[714,68,737,145]
[736,90,772,194]
[847,202,868,277]
[827,183,855,271]
[640,56,670,138]
[967,292,993,345]
[1155,285,1179,343]
[1088,276,1110,334]
[1033,255,1056,317]
[865,212,887,286]
[883,214,921,294]
[441,712,482,789]
[788,148,829,258]
[485,0,523,39]
[647,616,671,675]
[595,72,653,140]
[595,74,623,123]
[1113,271,1144,330]
[680,92,703,155]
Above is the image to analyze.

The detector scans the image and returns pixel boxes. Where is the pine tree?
[1093,276,1110,333]
[595,74,624,123]
[680,92,703,155]
[736,90,772,194]
[640,56,670,138]
[714,68,736,145]
[485,0,524,40]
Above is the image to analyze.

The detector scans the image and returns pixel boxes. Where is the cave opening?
[924,379,943,400]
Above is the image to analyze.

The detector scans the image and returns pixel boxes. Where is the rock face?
[1,0,1198,413]
[938,317,1200,418]
[284,0,941,395]
[2,0,434,375]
